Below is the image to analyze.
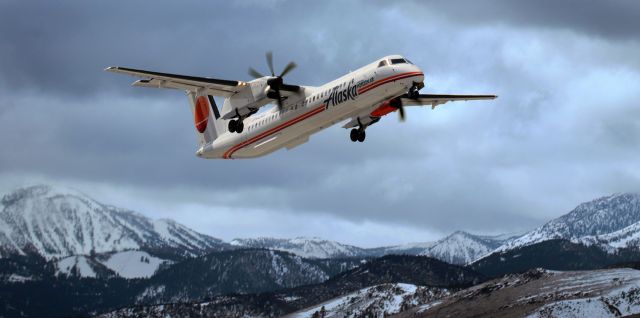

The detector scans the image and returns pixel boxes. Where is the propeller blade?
[275,87,283,109]
[266,51,275,76]
[280,61,297,77]
[389,97,406,122]
[248,67,264,79]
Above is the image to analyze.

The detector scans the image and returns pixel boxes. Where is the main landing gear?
[350,128,366,142]
[228,119,244,133]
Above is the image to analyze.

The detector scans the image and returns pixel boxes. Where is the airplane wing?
[341,93,497,129]
[400,94,497,109]
[105,66,246,97]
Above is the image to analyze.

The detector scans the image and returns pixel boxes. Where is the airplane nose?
[414,66,424,78]
[413,66,425,86]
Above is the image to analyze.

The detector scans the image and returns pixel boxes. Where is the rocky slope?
[400,268,640,318]
[285,283,449,318]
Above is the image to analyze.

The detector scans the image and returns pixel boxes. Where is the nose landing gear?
[408,81,424,99]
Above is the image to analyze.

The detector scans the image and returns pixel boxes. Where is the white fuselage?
[198,56,424,159]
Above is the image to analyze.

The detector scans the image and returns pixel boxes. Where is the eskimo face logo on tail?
[194,96,210,133]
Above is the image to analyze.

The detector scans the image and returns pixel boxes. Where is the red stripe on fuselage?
[223,105,325,159]
[222,71,423,159]
[358,71,423,95]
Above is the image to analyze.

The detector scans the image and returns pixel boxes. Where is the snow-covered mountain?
[421,231,517,265]
[497,193,640,252]
[231,232,518,264]
[230,237,367,259]
[0,185,226,259]
[580,221,640,250]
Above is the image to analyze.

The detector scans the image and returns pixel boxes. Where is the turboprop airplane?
[106,53,496,159]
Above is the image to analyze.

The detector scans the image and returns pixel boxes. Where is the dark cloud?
[1,0,639,244]
[402,0,640,41]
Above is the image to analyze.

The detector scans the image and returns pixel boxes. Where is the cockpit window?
[390,58,407,65]
[377,60,387,67]
[405,58,413,64]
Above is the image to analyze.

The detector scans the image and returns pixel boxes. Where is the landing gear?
[350,129,366,142]
[350,129,358,142]
[408,85,420,99]
[408,81,424,99]
[357,130,366,142]
[228,119,244,133]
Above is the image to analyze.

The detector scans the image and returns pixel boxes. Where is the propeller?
[248,51,298,109]
[389,97,406,122]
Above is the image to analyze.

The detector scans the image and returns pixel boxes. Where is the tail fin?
[186,91,225,146]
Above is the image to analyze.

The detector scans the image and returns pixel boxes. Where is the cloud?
[401,0,640,42]
[1,0,639,245]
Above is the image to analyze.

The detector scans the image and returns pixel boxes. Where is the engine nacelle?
[220,78,273,120]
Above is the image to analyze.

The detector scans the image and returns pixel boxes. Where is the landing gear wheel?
[408,86,420,99]
[236,121,244,133]
[228,120,237,133]
[357,130,366,142]
[350,129,359,142]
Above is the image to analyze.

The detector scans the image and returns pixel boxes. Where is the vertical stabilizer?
[186,91,225,146]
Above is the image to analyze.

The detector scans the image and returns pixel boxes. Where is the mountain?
[230,237,367,259]
[400,268,640,318]
[470,239,640,278]
[283,255,483,306]
[497,193,640,252]
[231,232,518,265]
[366,241,436,256]
[97,255,484,318]
[0,248,364,318]
[136,248,365,304]
[581,221,640,250]
[420,231,518,265]
[0,185,227,260]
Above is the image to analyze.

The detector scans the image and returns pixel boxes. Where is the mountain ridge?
[496,193,640,253]
[0,185,227,260]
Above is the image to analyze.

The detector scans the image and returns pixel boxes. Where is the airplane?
[106,53,496,159]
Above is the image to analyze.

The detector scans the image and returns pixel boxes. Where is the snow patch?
[56,255,97,278]
[288,283,447,318]
[100,250,167,279]
[5,274,33,283]
[528,282,640,318]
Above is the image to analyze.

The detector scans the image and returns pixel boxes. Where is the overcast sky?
[1,0,639,247]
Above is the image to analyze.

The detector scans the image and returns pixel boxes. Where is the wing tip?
[104,66,119,72]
